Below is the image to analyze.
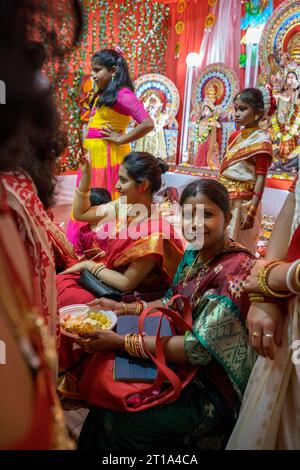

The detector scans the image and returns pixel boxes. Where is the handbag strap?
[127,295,196,406]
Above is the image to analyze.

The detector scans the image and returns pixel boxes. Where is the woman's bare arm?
[97,257,157,292]
[266,192,295,260]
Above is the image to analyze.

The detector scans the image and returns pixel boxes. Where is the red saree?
[0,170,58,342]
[57,214,184,309]
[57,214,183,397]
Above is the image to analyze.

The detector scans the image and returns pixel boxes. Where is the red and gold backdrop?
[47,0,287,170]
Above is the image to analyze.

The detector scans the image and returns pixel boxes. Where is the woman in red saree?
[72,179,256,450]
[218,88,274,253]
[57,152,183,394]
[0,0,81,449]
[0,183,73,450]
[1,168,59,343]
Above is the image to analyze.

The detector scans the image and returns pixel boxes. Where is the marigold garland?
[177,0,187,14]
[175,20,185,35]
[204,13,215,29]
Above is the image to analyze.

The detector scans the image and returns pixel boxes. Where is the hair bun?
[156,157,169,174]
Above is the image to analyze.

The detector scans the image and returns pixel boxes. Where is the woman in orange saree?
[57,152,183,392]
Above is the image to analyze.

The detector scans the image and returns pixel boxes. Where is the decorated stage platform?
[56,165,294,219]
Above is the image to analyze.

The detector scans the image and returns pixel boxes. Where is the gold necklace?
[238,126,259,141]
[182,253,213,287]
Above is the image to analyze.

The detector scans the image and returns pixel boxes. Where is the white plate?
[59,304,118,339]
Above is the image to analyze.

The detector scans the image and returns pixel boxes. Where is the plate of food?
[59,304,118,339]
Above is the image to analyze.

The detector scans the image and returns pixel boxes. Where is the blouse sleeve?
[227,130,240,145]
[114,88,150,123]
[255,154,272,174]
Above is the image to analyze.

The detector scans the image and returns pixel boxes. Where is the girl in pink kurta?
[67,49,154,245]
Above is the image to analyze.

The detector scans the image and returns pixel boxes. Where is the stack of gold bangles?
[124,333,149,359]
[249,259,294,303]
[247,204,257,220]
[120,299,148,316]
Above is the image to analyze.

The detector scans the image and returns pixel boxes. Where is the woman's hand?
[247,302,285,359]
[244,259,268,293]
[100,124,122,144]
[61,260,96,275]
[76,329,124,352]
[87,297,125,315]
[77,150,91,173]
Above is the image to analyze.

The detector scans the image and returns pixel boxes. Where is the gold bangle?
[121,301,127,315]
[76,188,91,197]
[135,301,143,315]
[93,264,106,278]
[295,263,300,291]
[248,293,266,303]
[91,262,104,275]
[247,205,257,216]
[257,260,293,298]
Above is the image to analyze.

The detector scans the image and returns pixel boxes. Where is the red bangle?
[253,191,262,199]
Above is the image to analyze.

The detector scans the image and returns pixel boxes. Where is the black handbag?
[78,270,123,301]
[78,270,168,303]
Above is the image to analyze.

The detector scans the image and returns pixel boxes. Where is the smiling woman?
[74,178,256,450]
[57,151,183,306]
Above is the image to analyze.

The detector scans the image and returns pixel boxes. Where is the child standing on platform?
[218,87,275,253]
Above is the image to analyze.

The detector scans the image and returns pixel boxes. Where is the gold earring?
[255,115,259,121]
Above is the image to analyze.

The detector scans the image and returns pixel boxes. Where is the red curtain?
[165,1,210,125]
[273,0,285,8]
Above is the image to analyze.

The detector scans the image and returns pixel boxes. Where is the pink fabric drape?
[198,0,241,78]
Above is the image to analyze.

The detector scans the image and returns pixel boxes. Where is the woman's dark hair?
[20,99,68,210]
[26,41,47,70]
[91,49,134,108]
[180,179,230,216]
[90,188,112,206]
[0,0,82,169]
[234,87,264,112]
[122,151,169,194]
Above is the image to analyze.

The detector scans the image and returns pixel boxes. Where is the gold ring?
[252,331,260,338]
